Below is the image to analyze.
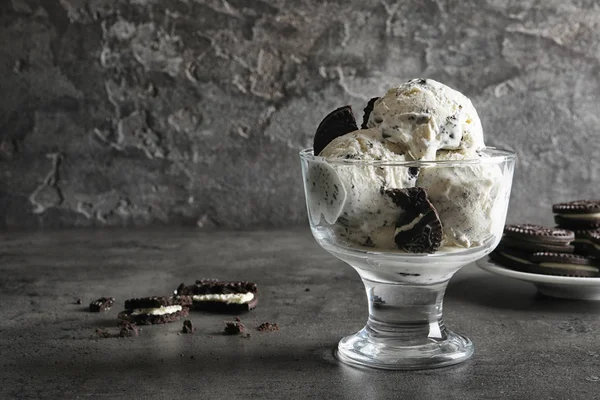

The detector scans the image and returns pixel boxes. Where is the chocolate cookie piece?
[553,200,600,229]
[89,297,115,312]
[530,252,600,277]
[223,321,245,335]
[182,319,195,334]
[385,187,443,253]
[503,224,574,245]
[175,280,258,313]
[118,296,189,325]
[573,229,600,258]
[313,106,358,155]
[119,322,140,337]
[361,97,379,129]
[95,328,112,338]
[257,322,279,332]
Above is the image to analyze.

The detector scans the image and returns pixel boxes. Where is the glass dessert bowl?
[300,147,516,370]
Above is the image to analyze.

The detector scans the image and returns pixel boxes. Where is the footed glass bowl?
[300,148,516,370]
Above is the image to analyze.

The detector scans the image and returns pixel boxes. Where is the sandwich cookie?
[502,224,574,252]
[573,229,600,259]
[553,200,600,229]
[175,280,258,313]
[118,296,190,325]
[529,252,599,277]
[489,245,536,273]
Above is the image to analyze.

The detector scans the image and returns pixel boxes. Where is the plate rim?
[477,257,600,287]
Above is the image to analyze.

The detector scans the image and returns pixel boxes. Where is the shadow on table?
[7,341,480,399]
[447,273,600,313]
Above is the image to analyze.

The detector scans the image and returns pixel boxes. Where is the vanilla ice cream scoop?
[416,151,506,248]
[317,128,417,248]
[367,78,484,161]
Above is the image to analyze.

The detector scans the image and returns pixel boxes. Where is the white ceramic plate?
[477,257,600,300]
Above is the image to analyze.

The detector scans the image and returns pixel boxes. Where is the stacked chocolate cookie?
[553,200,600,260]
[490,200,600,277]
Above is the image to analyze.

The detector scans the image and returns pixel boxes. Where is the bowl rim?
[299,147,516,167]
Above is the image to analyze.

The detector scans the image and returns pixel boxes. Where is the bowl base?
[336,327,474,370]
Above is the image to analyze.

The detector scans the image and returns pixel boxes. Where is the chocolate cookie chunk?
[553,200,600,229]
[118,296,189,325]
[89,297,115,312]
[386,187,443,253]
[313,106,358,155]
[119,322,140,337]
[223,321,245,335]
[503,224,574,245]
[182,319,195,334]
[529,252,600,277]
[361,97,379,129]
[573,229,600,259]
[176,280,258,313]
[257,322,279,332]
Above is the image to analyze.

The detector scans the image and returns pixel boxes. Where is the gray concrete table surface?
[1,228,599,400]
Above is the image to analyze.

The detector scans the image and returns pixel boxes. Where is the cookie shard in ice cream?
[319,128,417,249]
[313,106,358,156]
[305,160,347,225]
[361,97,379,129]
[385,187,443,253]
[416,151,504,248]
[367,78,484,161]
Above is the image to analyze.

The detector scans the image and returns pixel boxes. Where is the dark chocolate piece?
[89,297,115,312]
[386,187,443,253]
[313,106,358,155]
[361,97,379,129]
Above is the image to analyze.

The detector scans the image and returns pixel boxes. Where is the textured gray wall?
[0,0,599,228]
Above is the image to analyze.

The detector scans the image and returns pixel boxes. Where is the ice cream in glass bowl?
[299,78,516,370]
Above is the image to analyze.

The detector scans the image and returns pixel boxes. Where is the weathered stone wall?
[1,0,599,228]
